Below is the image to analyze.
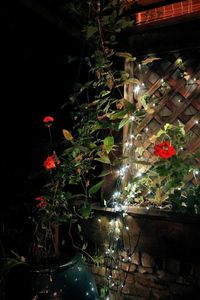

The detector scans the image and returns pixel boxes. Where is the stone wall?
[84,206,200,300]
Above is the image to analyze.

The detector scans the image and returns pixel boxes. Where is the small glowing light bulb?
[134,85,140,93]
[136,171,142,177]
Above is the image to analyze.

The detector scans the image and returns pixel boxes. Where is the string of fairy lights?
[96,55,200,299]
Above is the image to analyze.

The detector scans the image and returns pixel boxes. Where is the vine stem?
[48,126,53,147]
[68,220,95,263]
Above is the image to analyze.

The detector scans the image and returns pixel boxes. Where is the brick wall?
[135,0,200,25]
[84,207,200,299]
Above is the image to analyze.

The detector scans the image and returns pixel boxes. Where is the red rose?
[43,116,54,127]
[35,196,48,208]
[154,141,176,159]
[44,153,60,171]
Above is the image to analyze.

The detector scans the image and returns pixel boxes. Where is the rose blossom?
[44,153,60,171]
[43,116,54,126]
[154,141,176,159]
[35,196,48,208]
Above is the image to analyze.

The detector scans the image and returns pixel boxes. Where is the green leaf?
[115,52,132,58]
[164,123,173,131]
[82,242,88,250]
[103,136,114,153]
[84,25,98,39]
[142,57,161,65]
[98,169,113,177]
[115,52,136,61]
[89,180,103,194]
[110,110,127,120]
[77,224,82,233]
[91,121,103,133]
[156,129,166,138]
[80,203,92,219]
[95,155,111,164]
[141,93,149,107]
[118,117,129,129]
[100,90,111,97]
[124,100,135,113]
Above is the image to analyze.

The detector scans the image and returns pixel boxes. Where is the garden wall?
[84,207,200,300]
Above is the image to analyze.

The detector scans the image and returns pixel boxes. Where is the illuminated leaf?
[149,135,157,143]
[142,57,160,65]
[63,129,73,141]
[110,111,127,120]
[125,78,140,85]
[115,52,136,61]
[118,117,129,129]
[164,123,174,132]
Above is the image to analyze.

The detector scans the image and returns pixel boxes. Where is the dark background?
[1,1,81,254]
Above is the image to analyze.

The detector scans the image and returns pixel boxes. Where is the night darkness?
[1,1,81,254]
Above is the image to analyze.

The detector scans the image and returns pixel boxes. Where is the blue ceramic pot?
[30,253,99,300]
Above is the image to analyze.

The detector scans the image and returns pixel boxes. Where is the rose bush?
[122,122,200,211]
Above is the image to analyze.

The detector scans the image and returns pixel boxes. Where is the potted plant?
[26,2,137,299]
[28,114,100,299]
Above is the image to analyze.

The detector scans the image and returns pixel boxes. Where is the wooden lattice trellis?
[124,48,200,186]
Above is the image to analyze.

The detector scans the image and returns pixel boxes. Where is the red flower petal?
[43,116,54,123]
[153,140,176,159]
